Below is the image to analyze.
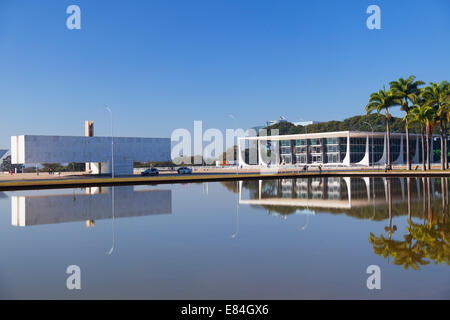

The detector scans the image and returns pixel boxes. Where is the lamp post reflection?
[299,214,310,231]
[105,106,114,178]
[108,186,115,255]
[231,180,241,239]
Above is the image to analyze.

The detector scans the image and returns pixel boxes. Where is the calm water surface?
[0,177,449,299]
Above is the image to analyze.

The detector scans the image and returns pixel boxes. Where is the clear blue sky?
[0,0,449,148]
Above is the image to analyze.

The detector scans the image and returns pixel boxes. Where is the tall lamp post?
[105,106,115,255]
[105,106,114,178]
[228,114,238,174]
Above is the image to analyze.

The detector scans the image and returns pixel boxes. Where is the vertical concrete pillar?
[343,133,351,166]
[238,138,248,167]
[357,135,370,166]
[238,138,243,167]
[394,135,404,164]
[376,134,387,166]
[85,120,94,173]
[258,140,267,166]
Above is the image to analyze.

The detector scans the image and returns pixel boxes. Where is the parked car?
[141,168,159,176]
[177,167,192,174]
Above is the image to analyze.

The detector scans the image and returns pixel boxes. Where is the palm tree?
[423,107,437,170]
[406,98,434,170]
[390,76,425,170]
[366,87,402,168]
[422,81,450,170]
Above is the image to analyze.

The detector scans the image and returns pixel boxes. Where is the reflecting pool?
[0,177,449,299]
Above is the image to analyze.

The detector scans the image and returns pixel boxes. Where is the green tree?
[366,86,402,167]
[422,81,450,170]
[406,99,434,170]
[390,76,425,170]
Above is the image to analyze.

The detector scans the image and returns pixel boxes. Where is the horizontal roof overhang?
[239,131,427,141]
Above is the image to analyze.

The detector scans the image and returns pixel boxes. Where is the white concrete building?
[238,131,446,167]
[10,121,170,175]
[11,135,170,175]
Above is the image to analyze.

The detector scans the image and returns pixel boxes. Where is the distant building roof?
[293,120,320,126]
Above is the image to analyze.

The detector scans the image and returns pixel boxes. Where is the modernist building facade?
[238,131,446,167]
[11,121,171,175]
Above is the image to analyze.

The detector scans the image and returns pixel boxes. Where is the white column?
[238,138,244,167]
[376,134,387,166]
[270,140,280,166]
[258,140,267,166]
[357,135,370,166]
[342,133,351,166]
[394,135,404,164]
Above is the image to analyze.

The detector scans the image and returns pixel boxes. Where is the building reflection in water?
[11,186,172,227]
[235,177,449,269]
[237,177,446,220]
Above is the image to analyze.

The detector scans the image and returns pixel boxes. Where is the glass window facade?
[254,133,442,166]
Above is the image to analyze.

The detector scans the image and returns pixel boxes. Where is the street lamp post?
[105,106,114,178]
[228,114,238,174]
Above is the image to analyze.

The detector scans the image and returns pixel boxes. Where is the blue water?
[0,177,448,299]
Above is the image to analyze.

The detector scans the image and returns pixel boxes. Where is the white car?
[177,167,192,174]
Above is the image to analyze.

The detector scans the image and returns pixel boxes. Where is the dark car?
[141,168,159,176]
[177,167,192,174]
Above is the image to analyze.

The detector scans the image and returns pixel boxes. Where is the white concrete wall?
[11,135,171,175]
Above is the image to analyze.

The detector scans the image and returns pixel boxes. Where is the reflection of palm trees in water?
[370,179,398,263]
[370,177,450,269]
[386,179,397,238]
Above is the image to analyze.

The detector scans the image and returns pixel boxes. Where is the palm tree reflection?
[369,177,450,269]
